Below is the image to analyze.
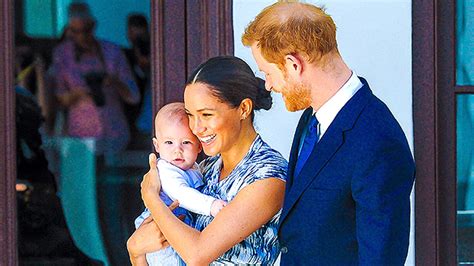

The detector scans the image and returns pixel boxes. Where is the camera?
[83,71,106,107]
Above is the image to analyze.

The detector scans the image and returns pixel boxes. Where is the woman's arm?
[141,154,285,265]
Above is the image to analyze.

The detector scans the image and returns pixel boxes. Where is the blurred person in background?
[123,13,152,146]
[52,3,140,155]
[15,85,102,266]
[15,33,56,135]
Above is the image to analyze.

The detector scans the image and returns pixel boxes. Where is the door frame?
[0,0,17,264]
[413,0,474,264]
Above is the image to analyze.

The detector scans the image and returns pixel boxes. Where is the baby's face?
[153,120,201,170]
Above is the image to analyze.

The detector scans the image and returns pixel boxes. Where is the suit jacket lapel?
[280,80,373,223]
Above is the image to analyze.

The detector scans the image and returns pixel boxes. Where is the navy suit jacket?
[279,78,415,265]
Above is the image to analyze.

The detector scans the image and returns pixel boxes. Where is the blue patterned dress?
[193,135,288,265]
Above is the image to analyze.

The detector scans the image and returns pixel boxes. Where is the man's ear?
[239,98,253,120]
[152,137,160,153]
[284,53,304,76]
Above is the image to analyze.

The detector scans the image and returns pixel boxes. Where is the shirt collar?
[314,71,363,139]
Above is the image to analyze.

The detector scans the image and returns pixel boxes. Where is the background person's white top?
[158,159,216,216]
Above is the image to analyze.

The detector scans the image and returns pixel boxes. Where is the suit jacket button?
[281,246,288,254]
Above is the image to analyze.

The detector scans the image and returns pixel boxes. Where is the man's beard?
[282,81,312,112]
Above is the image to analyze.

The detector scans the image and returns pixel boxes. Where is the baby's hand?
[210,199,227,217]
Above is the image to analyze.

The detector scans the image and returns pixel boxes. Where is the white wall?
[233,1,414,265]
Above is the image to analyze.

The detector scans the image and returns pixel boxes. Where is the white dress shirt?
[298,72,363,154]
[315,71,363,140]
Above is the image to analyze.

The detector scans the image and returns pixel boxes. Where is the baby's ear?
[152,137,160,153]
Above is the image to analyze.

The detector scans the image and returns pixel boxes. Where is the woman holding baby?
[127,56,287,265]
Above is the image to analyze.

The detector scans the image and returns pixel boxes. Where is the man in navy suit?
[243,2,415,265]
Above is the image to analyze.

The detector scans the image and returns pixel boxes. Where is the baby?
[130,102,226,265]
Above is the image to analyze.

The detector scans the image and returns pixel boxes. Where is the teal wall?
[24,0,59,37]
[84,0,150,47]
[24,0,150,47]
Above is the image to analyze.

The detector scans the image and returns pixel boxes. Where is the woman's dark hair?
[186,56,272,121]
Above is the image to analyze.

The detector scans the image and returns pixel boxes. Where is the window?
[456,2,474,262]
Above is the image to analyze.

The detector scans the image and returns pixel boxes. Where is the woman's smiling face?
[184,82,242,157]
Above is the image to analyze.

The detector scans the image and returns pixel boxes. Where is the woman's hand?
[127,215,169,265]
[136,215,169,249]
[141,153,162,209]
[127,202,182,265]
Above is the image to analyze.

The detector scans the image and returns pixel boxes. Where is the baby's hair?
[154,102,188,135]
